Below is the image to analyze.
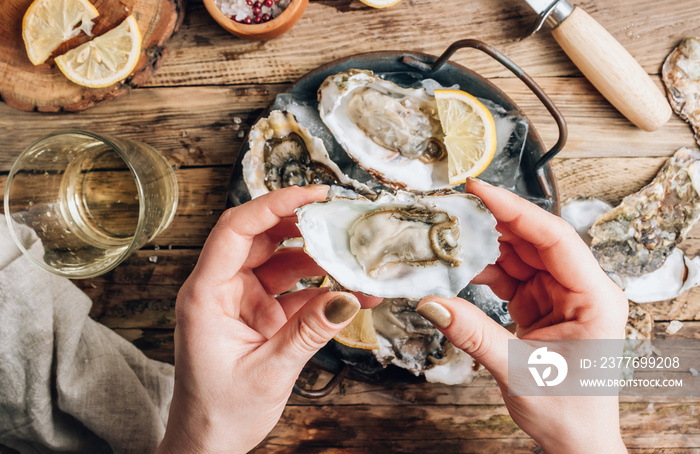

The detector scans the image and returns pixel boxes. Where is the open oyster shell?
[372,298,444,373]
[561,197,613,246]
[371,298,480,384]
[242,110,371,198]
[663,37,700,144]
[296,190,500,299]
[622,248,700,303]
[318,69,450,192]
[589,147,700,277]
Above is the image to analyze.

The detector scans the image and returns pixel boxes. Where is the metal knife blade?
[517,0,671,131]
[522,0,559,14]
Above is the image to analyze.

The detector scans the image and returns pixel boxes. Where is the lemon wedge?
[22,0,99,65]
[358,0,403,8]
[55,15,142,88]
[334,308,379,350]
[434,89,497,185]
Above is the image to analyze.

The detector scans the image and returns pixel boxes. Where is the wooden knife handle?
[551,7,671,131]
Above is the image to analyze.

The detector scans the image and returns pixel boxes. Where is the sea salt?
[214,0,292,23]
[666,320,684,334]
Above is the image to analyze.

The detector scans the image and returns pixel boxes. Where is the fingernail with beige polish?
[305,184,330,191]
[325,294,361,324]
[416,301,452,329]
[468,177,491,187]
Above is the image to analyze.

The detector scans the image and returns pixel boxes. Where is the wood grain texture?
[1,2,699,451]
[0,77,695,172]
[551,7,672,131]
[245,402,700,452]
[147,0,700,87]
[0,0,186,111]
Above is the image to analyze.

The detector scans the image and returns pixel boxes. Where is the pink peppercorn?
[264,0,273,6]
[254,15,262,23]
[244,16,252,24]
[252,6,261,15]
[261,13,271,21]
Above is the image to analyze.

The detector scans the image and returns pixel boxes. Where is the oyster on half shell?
[663,37,700,144]
[242,110,371,198]
[370,298,481,384]
[318,69,450,192]
[589,147,700,277]
[296,191,500,299]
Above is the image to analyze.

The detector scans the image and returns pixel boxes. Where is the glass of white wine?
[4,130,178,278]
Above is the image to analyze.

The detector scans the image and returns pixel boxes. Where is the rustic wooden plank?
[651,296,700,323]
[85,283,177,329]
[0,85,279,170]
[0,78,695,172]
[490,78,697,159]
[252,444,700,454]
[113,328,175,364]
[148,0,700,87]
[552,157,666,206]
[247,402,700,451]
[253,437,540,454]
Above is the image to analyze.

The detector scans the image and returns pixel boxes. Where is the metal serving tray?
[226,39,567,396]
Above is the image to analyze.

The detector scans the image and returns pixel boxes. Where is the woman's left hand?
[156,185,381,454]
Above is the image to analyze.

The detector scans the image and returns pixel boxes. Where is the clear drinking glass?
[4,130,178,278]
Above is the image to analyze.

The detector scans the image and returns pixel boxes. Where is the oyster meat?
[370,298,481,384]
[372,298,445,374]
[318,69,450,191]
[296,190,500,299]
[242,110,370,198]
[663,37,700,144]
[589,147,700,277]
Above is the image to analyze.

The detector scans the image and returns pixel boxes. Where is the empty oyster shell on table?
[663,37,700,144]
[622,248,700,304]
[242,110,373,198]
[560,197,614,246]
[561,149,700,304]
[589,147,700,278]
[296,190,500,299]
[318,69,450,192]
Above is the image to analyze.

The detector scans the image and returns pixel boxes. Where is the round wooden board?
[0,0,186,112]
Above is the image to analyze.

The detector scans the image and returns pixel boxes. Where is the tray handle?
[402,39,567,200]
[293,364,350,399]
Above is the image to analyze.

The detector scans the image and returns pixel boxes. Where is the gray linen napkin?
[0,215,174,454]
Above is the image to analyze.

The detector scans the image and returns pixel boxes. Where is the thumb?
[416,296,515,385]
[263,292,361,372]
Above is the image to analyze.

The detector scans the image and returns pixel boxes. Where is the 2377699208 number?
[599,356,680,369]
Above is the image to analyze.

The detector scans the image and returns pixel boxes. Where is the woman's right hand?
[416,179,629,454]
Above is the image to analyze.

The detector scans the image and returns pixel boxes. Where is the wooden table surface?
[2,0,700,452]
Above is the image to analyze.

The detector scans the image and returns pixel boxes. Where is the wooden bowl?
[203,0,309,40]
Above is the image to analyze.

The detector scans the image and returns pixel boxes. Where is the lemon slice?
[334,309,379,350]
[434,89,497,185]
[55,15,142,88]
[358,0,403,8]
[22,0,99,65]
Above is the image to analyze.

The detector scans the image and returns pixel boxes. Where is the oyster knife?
[521,0,671,131]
